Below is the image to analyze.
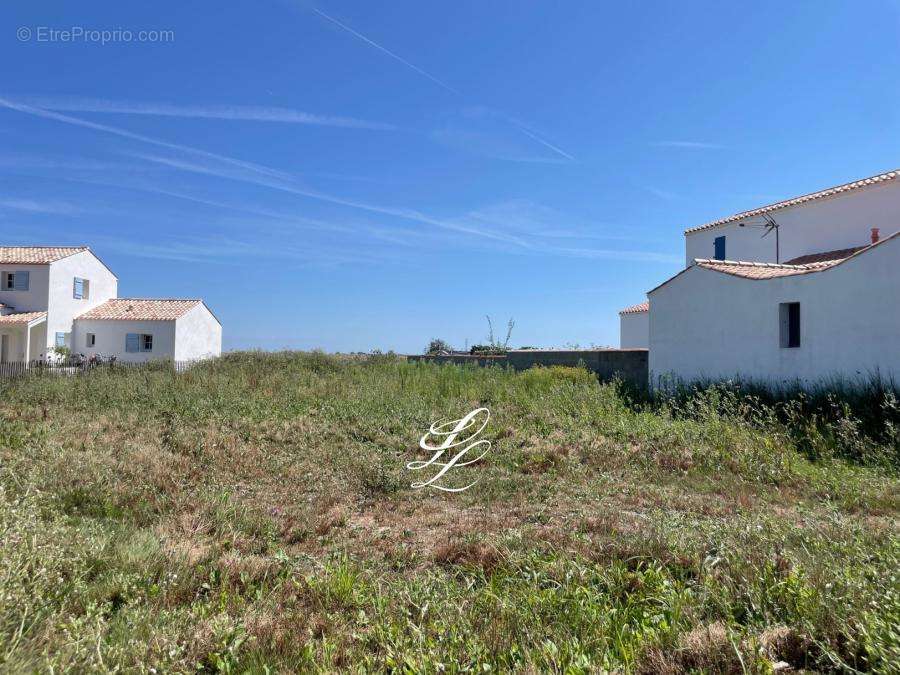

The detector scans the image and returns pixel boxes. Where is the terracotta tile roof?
[694,258,838,280]
[0,246,88,264]
[650,230,900,294]
[783,246,867,265]
[685,169,899,234]
[619,301,649,314]
[77,298,202,321]
[0,311,47,325]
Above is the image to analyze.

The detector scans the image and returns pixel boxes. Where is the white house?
[617,169,900,386]
[619,302,649,349]
[0,246,221,364]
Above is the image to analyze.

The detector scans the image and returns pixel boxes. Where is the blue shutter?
[14,271,29,291]
[55,332,66,348]
[73,278,84,299]
[126,333,140,353]
[714,236,726,261]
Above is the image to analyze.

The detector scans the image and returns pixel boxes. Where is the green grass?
[0,352,897,672]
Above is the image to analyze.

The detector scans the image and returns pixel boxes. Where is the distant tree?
[426,338,452,355]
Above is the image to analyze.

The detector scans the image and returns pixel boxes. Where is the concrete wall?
[406,354,507,368]
[409,350,649,387]
[650,234,900,387]
[174,303,222,361]
[508,350,648,385]
[47,251,118,352]
[73,319,177,363]
[684,179,900,266]
[620,311,649,348]
[0,265,49,313]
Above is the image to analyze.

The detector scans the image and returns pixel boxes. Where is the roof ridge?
[694,258,827,270]
[685,169,900,234]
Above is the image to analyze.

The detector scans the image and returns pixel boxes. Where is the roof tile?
[695,259,837,279]
[0,311,47,325]
[77,299,202,321]
[783,246,867,265]
[685,170,899,234]
[0,246,88,264]
[619,301,649,314]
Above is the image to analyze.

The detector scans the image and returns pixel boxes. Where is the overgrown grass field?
[0,352,897,672]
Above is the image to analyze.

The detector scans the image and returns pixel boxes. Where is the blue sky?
[3,2,899,352]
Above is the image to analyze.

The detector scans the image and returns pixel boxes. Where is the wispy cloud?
[550,246,680,263]
[309,6,461,95]
[0,97,295,182]
[95,234,386,267]
[644,186,682,201]
[10,95,397,131]
[126,151,532,248]
[0,198,83,215]
[0,154,140,172]
[298,9,573,161]
[652,140,725,150]
[2,97,673,265]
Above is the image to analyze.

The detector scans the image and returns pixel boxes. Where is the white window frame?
[141,334,153,352]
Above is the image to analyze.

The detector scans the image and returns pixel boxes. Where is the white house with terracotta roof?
[0,246,221,364]
[619,302,649,349]
[617,169,900,386]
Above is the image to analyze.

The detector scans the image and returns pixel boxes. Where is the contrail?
[307,5,573,160]
[0,96,292,181]
[512,123,576,161]
[311,7,461,95]
[9,95,396,130]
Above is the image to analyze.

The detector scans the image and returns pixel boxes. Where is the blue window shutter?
[55,332,66,348]
[126,333,140,353]
[73,278,83,299]
[14,271,29,291]
[714,236,726,261]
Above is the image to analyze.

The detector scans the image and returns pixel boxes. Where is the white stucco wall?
[0,265,50,312]
[174,303,222,361]
[619,311,649,349]
[684,180,900,266]
[46,251,118,352]
[650,235,900,387]
[73,319,176,362]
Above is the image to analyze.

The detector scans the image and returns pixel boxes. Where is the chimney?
[871,227,880,244]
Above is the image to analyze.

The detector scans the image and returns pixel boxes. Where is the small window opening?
[779,302,800,348]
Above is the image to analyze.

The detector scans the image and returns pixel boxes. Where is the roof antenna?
[739,215,781,263]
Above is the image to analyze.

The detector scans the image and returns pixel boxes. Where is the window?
[714,236,726,261]
[73,278,90,300]
[86,333,96,348]
[126,333,153,353]
[779,302,800,348]
[55,332,66,348]
[2,271,29,291]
